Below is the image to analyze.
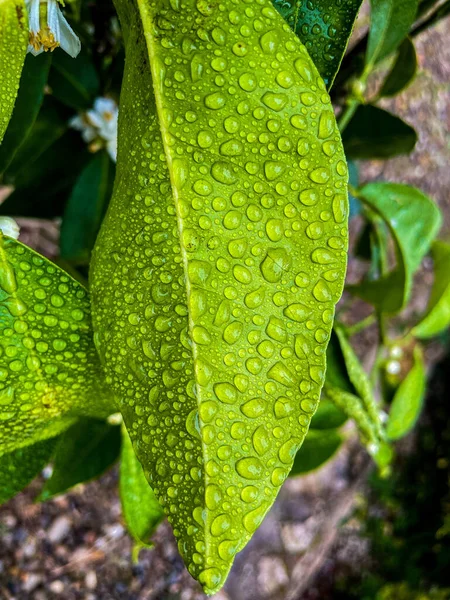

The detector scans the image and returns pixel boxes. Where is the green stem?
[344,313,377,337]
[325,385,379,445]
[337,98,359,133]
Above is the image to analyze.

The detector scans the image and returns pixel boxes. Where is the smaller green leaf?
[290,429,343,476]
[48,46,99,110]
[39,418,121,500]
[366,0,418,68]
[0,53,52,174]
[325,330,356,394]
[0,437,57,504]
[348,183,442,314]
[386,346,426,440]
[379,37,417,97]
[120,426,164,551]
[348,160,361,218]
[413,241,450,339]
[311,398,347,430]
[342,105,417,160]
[60,150,114,264]
[0,0,28,144]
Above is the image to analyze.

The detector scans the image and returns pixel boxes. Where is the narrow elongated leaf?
[272,0,363,89]
[0,437,57,504]
[60,150,115,264]
[386,346,426,440]
[342,105,417,160]
[290,428,343,475]
[348,183,442,314]
[379,37,417,98]
[39,418,121,499]
[325,330,355,394]
[413,241,450,339]
[366,0,418,68]
[0,54,52,174]
[91,0,348,593]
[120,426,164,549]
[0,0,28,143]
[0,234,114,456]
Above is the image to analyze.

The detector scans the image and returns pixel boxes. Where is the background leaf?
[39,418,121,499]
[120,426,164,550]
[0,235,114,456]
[379,37,417,97]
[310,398,347,430]
[413,241,450,339]
[272,0,363,89]
[386,347,426,440]
[342,105,417,160]
[290,429,343,476]
[348,183,442,313]
[0,437,57,504]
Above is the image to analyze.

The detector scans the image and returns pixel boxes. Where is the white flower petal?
[107,138,117,162]
[86,110,104,129]
[56,6,81,58]
[26,0,41,34]
[94,97,117,115]
[0,218,20,240]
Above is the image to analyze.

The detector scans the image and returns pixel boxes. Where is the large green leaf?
[386,346,426,440]
[0,54,52,174]
[348,183,442,314]
[0,234,114,456]
[272,0,363,89]
[60,150,115,264]
[0,0,28,143]
[413,241,450,339]
[120,426,164,551]
[0,436,57,504]
[290,428,343,475]
[90,0,349,593]
[342,105,417,160]
[379,37,417,98]
[366,0,418,68]
[39,418,121,499]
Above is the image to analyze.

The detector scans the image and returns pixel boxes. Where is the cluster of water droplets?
[91,0,348,593]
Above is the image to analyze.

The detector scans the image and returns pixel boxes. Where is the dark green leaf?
[348,183,442,313]
[0,235,114,456]
[120,426,164,550]
[48,46,99,110]
[0,437,57,504]
[342,105,417,160]
[386,346,426,440]
[366,0,418,67]
[0,53,51,174]
[413,241,450,338]
[379,37,417,97]
[290,429,343,475]
[40,418,121,499]
[325,330,356,394]
[60,151,115,264]
[348,160,361,218]
[310,398,347,430]
[273,0,363,89]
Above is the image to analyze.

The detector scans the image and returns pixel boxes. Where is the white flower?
[0,217,20,240]
[69,97,119,161]
[26,0,81,58]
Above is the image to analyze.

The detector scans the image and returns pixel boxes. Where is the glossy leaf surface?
[0,235,113,456]
[0,0,28,143]
[342,105,417,160]
[413,241,450,339]
[386,347,426,440]
[0,437,57,504]
[290,428,343,475]
[272,0,363,89]
[120,426,164,550]
[348,183,442,314]
[40,418,121,499]
[90,0,349,592]
[379,37,417,98]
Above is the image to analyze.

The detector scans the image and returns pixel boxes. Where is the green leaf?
[310,398,347,430]
[348,183,442,314]
[39,418,121,499]
[290,429,343,475]
[272,0,363,89]
[0,234,114,456]
[0,54,52,174]
[60,150,115,264]
[90,0,349,593]
[379,37,417,97]
[342,105,417,160]
[386,346,426,440]
[48,46,100,110]
[0,437,57,504]
[366,0,418,68]
[0,0,28,143]
[413,241,450,339]
[120,426,164,550]
[325,330,355,394]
